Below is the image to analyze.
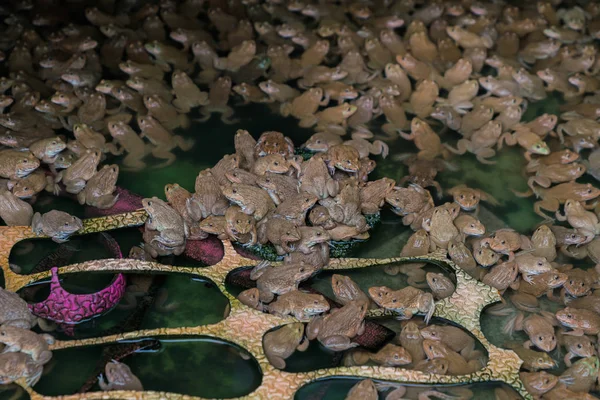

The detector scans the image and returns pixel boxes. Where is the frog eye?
[64,222,70,226]
[567,314,572,319]
[299,267,305,272]
[577,344,582,349]
[569,280,574,285]
[537,261,543,266]
[391,298,397,303]
[273,162,279,166]
[232,189,237,194]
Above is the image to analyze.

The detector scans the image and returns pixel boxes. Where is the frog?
[384,184,434,226]
[346,343,412,367]
[559,356,599,394]
[537,68,579,99]
[223,183,275,221]
[125,76,173,103]
[302,132,343,154]
[298,156,338,200]
[318,81,358,105]
[420,324,479,360]
[274,192,318,226]
[250,261,319,303]
[0,287,37,329]
[187,170,229,220]
[298,66,348,90]
[423,339,482,375]
[319,180,366,232]
[407,80,439,120]
[198,216,228,239]
[542,383,596,400]
[254,131,295,159]
[252,154,300,177]
[290,226,330,255]
[0,191,34,226]
[0,325,54,365]
[142,197,186,253]
[225,205,256,245]
[498,129,551,161]
[412,359,449,375]
[457,105,495,139]
[106,121,150,172]
[560,332,595,367]
[32,210,83,243]
[137,114,194,168]
[143,94,189,131]
[448,239,482,280]
[214,40,256,72]
[517,182,600,222]
[144,40,191,72]
[344,379,378,400]
[280,87,327,125]
[330,274,373,310]
[70,124,109,153]
[258,216,301,255]
[0,149,40,180]
[255,173,298,206]
[422,206,460,250]
[29,137,66,164]
[306,300,368,351]
[555,307,600,337]
[530,225,557,262]
[266,290,330,321]
[399,118,447,161]
[519,38,562,65]
[426,272,455,300]
[198,76,237,124]
[263,323,309,369]
[445,120,504,164]
[164,183,206,241]
[520,371,559,398]
[506,312,557,352]
[481,260,518,292]
[98,360,143,391]
[76,164,119,209]
[10,170,56,199]
[555,199,600,244]
[258,80,300,103]
[447,184,499,214]
[504,342,556,372]
[556,118,600,143]
[377,94,409,140]
[369,286,435,323]
[0,352,44,386]
[237,288,263,311]
[481,229,531,257]
[525,162,587,192]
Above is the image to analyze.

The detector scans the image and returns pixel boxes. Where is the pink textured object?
[183,235,225,265]
[28,267,126,325]
[84,186,144,218]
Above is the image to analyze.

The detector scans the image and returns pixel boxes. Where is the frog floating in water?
[98,360,143,391]
[263,322,309,369]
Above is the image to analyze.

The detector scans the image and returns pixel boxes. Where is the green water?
[3,96,583,399]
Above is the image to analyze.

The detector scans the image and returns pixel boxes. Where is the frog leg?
[150,147,176,169]
[562,328,585,336]
[297,339,309,352]
[306,317,322,340]
[122,153,147,172]
[564,351,575,367]
[154,288,179,312]
[266,354,286,369]
[299,115,318,128]
[93,193,120,209]
[320,335,358,351]
[534,198,559,222]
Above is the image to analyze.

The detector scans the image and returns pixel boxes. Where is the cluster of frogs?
[140,129,387,258]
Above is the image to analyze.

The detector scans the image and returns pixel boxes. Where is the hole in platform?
[34,337,261,398]
[21,272,228,341]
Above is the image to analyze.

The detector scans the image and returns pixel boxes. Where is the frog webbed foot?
[122,154,147,172]
[35,350,52,365]
[175,136,195,151]
[320,335,358,351]
[65,179,87,194]
[92,193,119,210]
[266,354,286,370]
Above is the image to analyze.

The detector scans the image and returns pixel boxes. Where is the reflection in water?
[34,338,261,398]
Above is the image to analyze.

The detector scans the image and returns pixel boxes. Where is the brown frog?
[517,182,600,221]
[446,120,503,164]
[198,76,237,124]
[422,206,460,250]
[225,205,256,245]
[507,312,557,352]
[423,339,482,375]
[165,183,205,241]
[255,131,295,159]
[32,210,83,243]
[256,173,299,205]
[0,325,54,365]
[306,300,368,351]
[266,290,330,321]
[98,360,143,391]
[250,261,319,303]
[0,150,40,180]
[0,352,44,386]
[0,191,34,226]
[187,169,229,220]
[0,287,37,329]
[142,197,186,256]
[447,184,499,213]
[143,94,189,131]
[560,332,595,367]
[76,164,119,209]
[280,88,327,126]
[345,379,378,400]
[10,170,55,199]
[369,286,435,323]
[331,274,371,308]
[274,192,318,226]
[556,307,600,337]
[555,199,600,244]
[421,324,478,360]
[258,216,301,255]
[346,343,412,367]
[426,272,455,300]
[171,70,208,113]
[359,178,395,215]
[223,183,275,221]
[137,115,194,168]
[400,118,447,161]
[263,323,309,369]
[520,371,559,398]
[107,121,149,172]
[299,156,339,200]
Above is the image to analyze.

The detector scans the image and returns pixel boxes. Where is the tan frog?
[445,120,503,164]
[214,40,256,72]
[142,197,186,256]
[76,164,119,209]
[422,206,459,250]
[0,150,40,180]
[198,216,227,239]
[506,312,557,352]
[0,191,34,226]
[98,360,143,391]
[256,173,298,205]
[137,115,194,168]
[29,137,66,164]
[144,40,191,72]
[198,76,237,124]
[0,325,54,365]
[0,352,44,386]
[225,205,256,245]
[345,379,378,400]
[250,261,319,302]
[252,154,300,177]
[448,184,499,213]
[555,199,600,244]
[346,343,412,367]
[187,169,229,220]
[32,210,83,243]
[107,121,150,172]
[556,307,600,336]
[263,323,309,369]
[0,287,37,329]
[560,332,595,367]
[222,183,275,221]
[143,94,189,131]
[369,286,435,323]
[10,170,55,199]
[266,290,330,321]
[306,300,368,351]
[258,216,301,255]
[517,182,600,221]
[421,324,478,360]
[280,87,327,126]
[520,371,558,398]
[399,118,447,161]
[299,156,338,200]
[423,339,482,375]
[426,272,455,300]
[331,274,371,308]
